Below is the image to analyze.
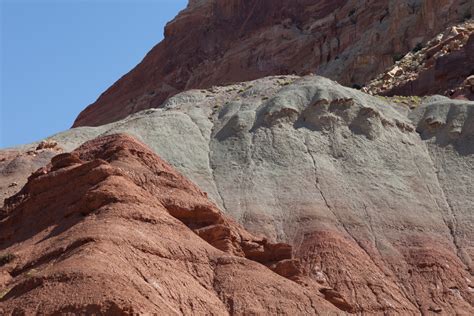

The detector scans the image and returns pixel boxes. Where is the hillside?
[1,134,343,314]
[365,21,474,100]
[73,0,473,127]
[2,76,473,313]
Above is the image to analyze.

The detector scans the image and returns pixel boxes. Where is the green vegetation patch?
[0,253,15,267]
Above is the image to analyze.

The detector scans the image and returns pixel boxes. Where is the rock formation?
[73,0,473,127]
[0,143,62,208]
[2,0,474,313]
[2,76,473,313]
[365,21,474,100]
[0,134,341,314]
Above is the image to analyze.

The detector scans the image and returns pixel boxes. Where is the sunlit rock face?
[0,133,341,315]
[3,76,473,314]
[365,21,474,100]
[73,0,473,127]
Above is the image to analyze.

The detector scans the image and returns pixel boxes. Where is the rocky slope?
[0,134,342,314]
[2,76,473,314]
[73,0,474,127]
[365,21,474,100]
[0,141,63,208]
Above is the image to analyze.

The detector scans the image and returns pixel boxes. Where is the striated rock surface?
[365,20,474,100]
[3,76,473,314]
[0,134,340,314]
[0,143,63,208]
[73,0,474,127]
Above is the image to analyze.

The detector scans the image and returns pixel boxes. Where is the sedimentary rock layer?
[73,0,473,127]
[3,76,473,313]
[365,21,474,100]
[0,134,341,314]
[0,141,62,208]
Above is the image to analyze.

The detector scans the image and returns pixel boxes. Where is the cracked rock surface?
[0,134,340,315]
[73,0,473,127]
[1,76,473,314]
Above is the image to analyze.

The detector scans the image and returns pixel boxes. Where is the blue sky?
[0,0,187,148]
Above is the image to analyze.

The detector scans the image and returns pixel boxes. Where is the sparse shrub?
[387,95,423,107]
[36,140,58,150]
[393,53,404,63]
[352,83,363,90]
[348,9,357,24]
[410,96,422,105]
[0,253,15,266]
[412,42,424,53]
[463,11,472,21]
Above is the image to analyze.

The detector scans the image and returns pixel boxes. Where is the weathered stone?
[0,134,338,314]
[2,76,473,313]
[366,21,474,100]
[72,0,473,127]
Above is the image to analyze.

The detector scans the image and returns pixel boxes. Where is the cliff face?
[2,1,474,314]
[0,134,340,314]
[73,0,473,127]
[365,21,474,100]
[4,76,474,314]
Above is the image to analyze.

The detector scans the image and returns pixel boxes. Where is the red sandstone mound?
[0,134,341,314]
[73,0,473,127]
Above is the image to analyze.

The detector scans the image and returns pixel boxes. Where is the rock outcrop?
[0,134,341,314]
[3,76,473,314]
[365,21,474,100]
[0,144,63,208]
[73,0,473,127]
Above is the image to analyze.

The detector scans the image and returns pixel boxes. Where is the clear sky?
[0,0,187,148]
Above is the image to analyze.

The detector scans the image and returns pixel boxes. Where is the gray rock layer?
[2,76,473,314]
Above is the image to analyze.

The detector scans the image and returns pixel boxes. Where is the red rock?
[73,0,473,127]
[0,134,340,314]
[366,21,474,100]
[0,148,60,209]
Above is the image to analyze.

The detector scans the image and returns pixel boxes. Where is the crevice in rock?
[183,112,207,143]
[362,204,378,250]
[359,203,415,308]
[11,237,96,277]
[302,134,419,313]
[184,112,228,213]
[208,260,232,316]
[319,288,355,313]
[301,290,320,314]
[303,135,363,247]
[208,131,229,215]
[423,144,467,271]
